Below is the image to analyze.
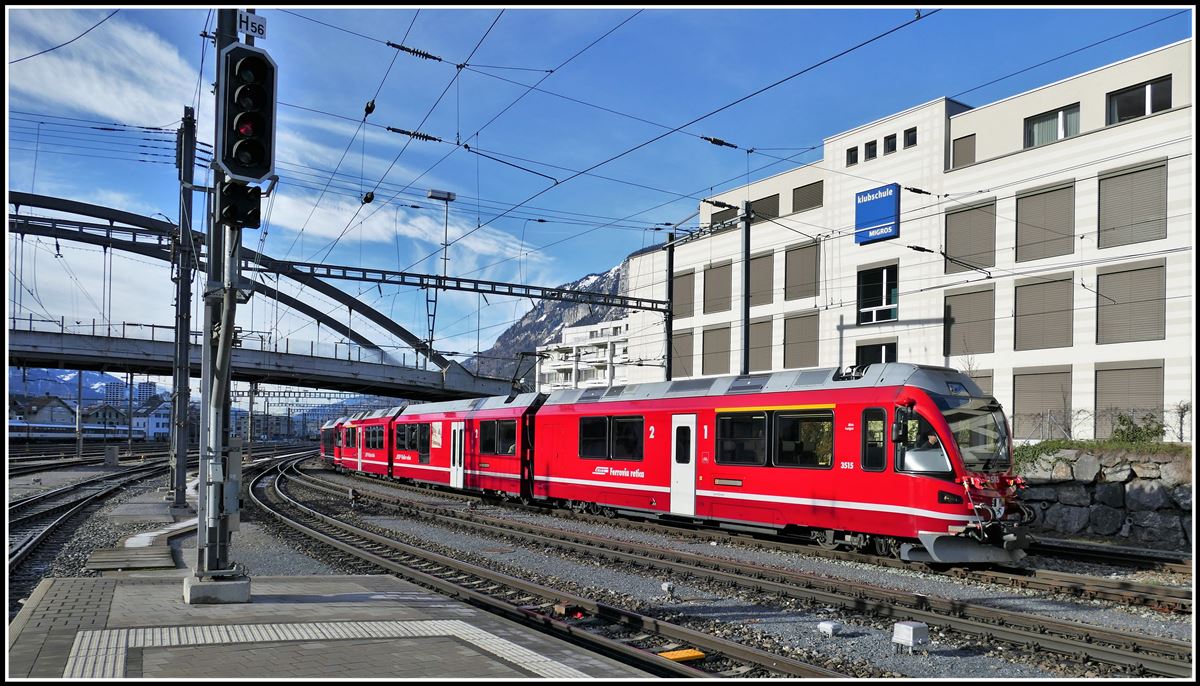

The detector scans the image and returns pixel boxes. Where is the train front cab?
[336,411,369,471]
[891,381,1033,564]
[319,417,346,465]
[353,406,406,478]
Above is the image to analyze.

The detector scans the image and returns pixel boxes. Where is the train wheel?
[586,502,603,516]
[602,507,617,518]
[871,536,898,558]
[815,529,840,550]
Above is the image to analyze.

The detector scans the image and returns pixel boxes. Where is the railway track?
[302,463,1192,677]
[1028,538,1192,576]
[325,465,1192,614]
[262,457,849,678]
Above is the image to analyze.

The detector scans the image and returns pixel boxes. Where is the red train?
[320,363,1034,564]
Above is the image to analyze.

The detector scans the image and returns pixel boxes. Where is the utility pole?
[739,201,751,376]
[665,232,674,381]
[170,105,196,508]
[426,189,455,370]
[75,369,83,460]
[127,371,134,455]
[247,382,257,459]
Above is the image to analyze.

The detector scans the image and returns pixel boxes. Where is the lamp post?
[426,189,455,369]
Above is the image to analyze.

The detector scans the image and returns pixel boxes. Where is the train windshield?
[934,395,1010,472]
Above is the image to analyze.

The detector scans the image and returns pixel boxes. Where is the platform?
[8,575,652,678]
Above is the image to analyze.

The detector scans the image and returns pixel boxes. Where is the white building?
[132,398,172,440]
[535,319,632,392]
[626,40,1191,442]
[134,381,159,404]
[104,382,127,403]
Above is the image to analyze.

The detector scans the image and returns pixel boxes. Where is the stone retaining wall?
[1016,449,1192,550]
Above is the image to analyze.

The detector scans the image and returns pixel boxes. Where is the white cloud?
[9,10,204,127]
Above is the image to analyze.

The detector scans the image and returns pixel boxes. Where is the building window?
[1014,276,1073,350]
[792,180,823,213]
[671,330,694,378]
[749,318,772,373]
[784,241,820,300]
[1096,264,1165,344]
[846,146,858,166]
[864,140,877,160]
[944,287,995,356]
[883,134,897,155]
[702,326,731,376]
[750,194,779,224]
[1016,184,1075,262]
[703,262,732,313]
[952,134,976,167]
[672,271,694,319]
[1106,76,1171,125]
[1024,104,1079,148]
[1095,363,1164,439]
[1098,163,1167,248]
[710,206,737,228]
[749,252,774,307]
[783,312,819,369]
[855,341,896,366]
[903,127,917,148]
[1012,369,1073,440]
[856,264,898,325]
[945,202,996,274]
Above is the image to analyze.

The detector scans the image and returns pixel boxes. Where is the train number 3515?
[839,461,855,470]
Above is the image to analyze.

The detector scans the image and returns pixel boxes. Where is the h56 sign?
[238,11,266,39]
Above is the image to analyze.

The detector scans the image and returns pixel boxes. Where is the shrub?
[1111,412,1165,443]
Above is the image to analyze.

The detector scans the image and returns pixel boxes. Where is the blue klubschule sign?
[854,183,900,244]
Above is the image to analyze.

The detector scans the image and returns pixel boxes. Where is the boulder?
[1149,453,1178,464]
[1021,455,1059,482]
[1088,505,1124,536]
[1129,510,1186,549]
[1185,516,1192,546]
[1058,484,1091,506]
[1158,461,1191,489]
[1019,486,1058,502]
[1171,485,1191,511]
[1099,453,1123,467]
[1103,463,1132,483]
[1051,460,1074,482]
[1094,482,1124,508]
[1072,453,1101,483]
[1043,503,1089,535]
[1131,462,1160,479]
[1125,480,1171,511]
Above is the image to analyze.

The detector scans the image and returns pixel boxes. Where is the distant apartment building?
[135,381,158,404]
[534,319,633,392]
[626,40,1191,441]
[133,398,172,440]
[104,382,127,403]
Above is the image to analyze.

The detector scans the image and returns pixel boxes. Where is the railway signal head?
[219,181,261,229]
[216,43,276,184]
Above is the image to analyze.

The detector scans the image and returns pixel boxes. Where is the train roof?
[320,417,345,430]
[399,392,543,417]
[543,363,985,406]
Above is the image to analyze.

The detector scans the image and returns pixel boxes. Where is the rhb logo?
[592,466,610,476]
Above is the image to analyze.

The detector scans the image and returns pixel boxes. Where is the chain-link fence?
[1012,406,1191,442]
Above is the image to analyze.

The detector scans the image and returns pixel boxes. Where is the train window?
[774,412,833,468]
[480,420,497,454]
[395,425,407,450]
[611,417,644,460]
[675,426,691,464]
[335,430,343,447]
[496,420,517,456]
[862,408,887,471]
[406,424,418,450]
[345,428,356,448]
[715,413,768,466]
[417,423,431,464]
[374,427,384,449]
[579,417,609,459]
[895,414,952,476]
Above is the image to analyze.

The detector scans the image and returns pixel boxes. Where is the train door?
[450,421,465,489]
[670,414,697,516]
[356,427,363,472]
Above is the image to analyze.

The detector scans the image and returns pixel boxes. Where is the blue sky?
[6,6,1194,393]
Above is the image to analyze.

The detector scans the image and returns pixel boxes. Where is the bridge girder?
[9,191,455,371]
